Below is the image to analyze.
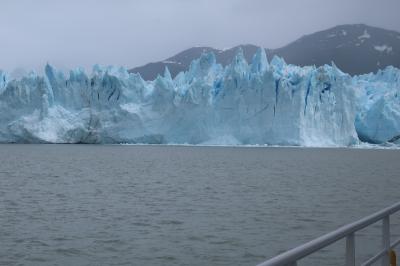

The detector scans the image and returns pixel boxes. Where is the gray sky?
[1,0,399,72]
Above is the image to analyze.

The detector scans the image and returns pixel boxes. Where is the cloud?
[0,0,399,72]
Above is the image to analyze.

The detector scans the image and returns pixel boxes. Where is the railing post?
[382,216,390,266]
[390,250,397,266]
[346,233,356,266]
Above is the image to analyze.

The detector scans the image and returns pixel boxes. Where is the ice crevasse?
[0,48,399,146]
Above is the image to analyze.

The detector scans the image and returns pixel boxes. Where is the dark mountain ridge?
[129,24,400,79]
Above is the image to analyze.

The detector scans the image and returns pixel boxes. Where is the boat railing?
[257,202,400,266]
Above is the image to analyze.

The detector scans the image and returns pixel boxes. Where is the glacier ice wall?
[354,66,400,144]
[0,48,398,146]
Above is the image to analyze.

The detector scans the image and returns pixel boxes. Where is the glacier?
[0,48,399,146]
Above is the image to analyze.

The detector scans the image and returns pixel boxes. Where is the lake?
[1,145,400,265]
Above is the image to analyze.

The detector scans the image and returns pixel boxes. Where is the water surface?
[1,145,400,265]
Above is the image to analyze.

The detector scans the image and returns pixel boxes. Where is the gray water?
[1,145,400,266]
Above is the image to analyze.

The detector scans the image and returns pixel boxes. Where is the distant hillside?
[129,45,259,80]
[129,24,400,79]
[268,24,400,75]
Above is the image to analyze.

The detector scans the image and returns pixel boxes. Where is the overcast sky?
[1,0,399,72]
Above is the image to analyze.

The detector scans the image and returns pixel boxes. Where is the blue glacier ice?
[0,48,399,146]
[354,67,400,144]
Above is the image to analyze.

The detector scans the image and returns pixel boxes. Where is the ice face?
[0,71,8,94]
[251,48,269,73]
[354,66,400,143]
[0,48,398,146]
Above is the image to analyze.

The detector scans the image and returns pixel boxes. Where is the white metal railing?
[257,202,400,266]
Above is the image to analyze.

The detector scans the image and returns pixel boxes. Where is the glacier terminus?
[0,48,399,146]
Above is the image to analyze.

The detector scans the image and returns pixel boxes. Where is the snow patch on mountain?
[162,60,181,64]
[374,45,393,53]
[358,30,371,39]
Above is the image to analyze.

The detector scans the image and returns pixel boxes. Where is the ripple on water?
[159,220,184,225]
[53,247,88,256]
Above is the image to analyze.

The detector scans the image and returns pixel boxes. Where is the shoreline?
[0,142,399,150]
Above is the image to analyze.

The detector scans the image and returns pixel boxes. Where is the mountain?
[129,45,259,80]
[269,24,400,75]
[129,24,400,79]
